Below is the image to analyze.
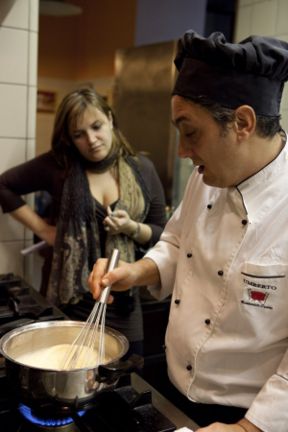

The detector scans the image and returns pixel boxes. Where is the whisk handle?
[106,248,120,273]
[100,248,120,304]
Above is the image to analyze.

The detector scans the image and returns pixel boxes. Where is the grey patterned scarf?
[47,156,149,305]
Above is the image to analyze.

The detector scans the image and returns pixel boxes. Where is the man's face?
[171,95,243,188]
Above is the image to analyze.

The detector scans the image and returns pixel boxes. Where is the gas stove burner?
[0,273,67,331]
[0,273,198,431]
[19,403,85,429]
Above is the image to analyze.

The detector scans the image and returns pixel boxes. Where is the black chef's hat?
[173,30,288,116]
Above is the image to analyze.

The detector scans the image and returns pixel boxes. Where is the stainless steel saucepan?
[0,320,142,406]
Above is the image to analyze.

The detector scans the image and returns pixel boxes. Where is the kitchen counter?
[132,372,199,430]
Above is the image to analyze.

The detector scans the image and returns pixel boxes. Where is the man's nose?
[177,138,190,158]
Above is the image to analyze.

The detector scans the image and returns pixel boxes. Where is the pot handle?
[97,354,144,383]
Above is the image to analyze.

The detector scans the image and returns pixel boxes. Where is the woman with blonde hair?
[0,87,167,356]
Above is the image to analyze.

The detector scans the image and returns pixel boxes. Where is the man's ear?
[234,105,256,139]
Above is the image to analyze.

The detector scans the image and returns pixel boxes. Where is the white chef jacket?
[146,144,288,432]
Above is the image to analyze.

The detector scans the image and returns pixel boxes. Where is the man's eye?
[92,122,101,130]
[184,131,195,138]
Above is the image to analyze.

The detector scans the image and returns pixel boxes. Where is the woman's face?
[70,105,113,162]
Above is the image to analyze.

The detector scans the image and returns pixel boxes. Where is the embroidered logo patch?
[240,272,278,309]
[247,289,269,305]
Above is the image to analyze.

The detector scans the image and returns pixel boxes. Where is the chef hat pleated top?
[172,31,288,116]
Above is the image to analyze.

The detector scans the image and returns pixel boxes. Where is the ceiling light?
[39,0,83,17]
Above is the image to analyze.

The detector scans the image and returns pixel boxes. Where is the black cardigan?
[0,151,167,245]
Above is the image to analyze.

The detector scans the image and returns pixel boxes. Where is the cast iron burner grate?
[0,273,66,334]
[72,386,176,431]
[3,386,176,432]
[0,372,176,432]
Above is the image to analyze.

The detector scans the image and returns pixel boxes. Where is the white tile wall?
[0,213,24,241]
[234,5,253,41]
[28,31,38,86]
[29,0,39,32]
[0,241,26,277]
[276,0,288,36]
[235,0,288,129]
[27,85,37,138]
[0,0,38,283]
[0,84,27,138]
[0,136,27,242]
[235,0,282,39]
[280,110,288,131]
[238,0,256,5]
[0,0,30,30]
[24,193,35,242]
[251,1,277,36]
[280,69,288,113]
[24,248,43,291]
[26,138,36,160]
[0,137,26,170]
[0,27,28,84]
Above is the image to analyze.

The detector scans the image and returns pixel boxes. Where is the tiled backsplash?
[0,0,39,282]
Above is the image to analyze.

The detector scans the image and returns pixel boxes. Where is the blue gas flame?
[19,403,85,426]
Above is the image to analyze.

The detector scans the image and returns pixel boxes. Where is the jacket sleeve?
[245,348,288,431]
[145,169,204,300]
[0,152,63,213]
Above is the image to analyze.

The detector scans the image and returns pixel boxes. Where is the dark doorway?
[205,0,237,41]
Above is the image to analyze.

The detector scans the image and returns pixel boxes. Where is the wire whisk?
[61,248,120,370]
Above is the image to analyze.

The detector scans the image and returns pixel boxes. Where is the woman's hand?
[11,205,56,246]
[103,207,137,236]
[39,224,57,246]
[103,206,152,244]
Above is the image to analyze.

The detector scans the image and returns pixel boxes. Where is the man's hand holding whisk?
[88,257,161,303]
[88,259,137,304]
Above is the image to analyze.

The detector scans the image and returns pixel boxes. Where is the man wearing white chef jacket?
[89,30,288,432]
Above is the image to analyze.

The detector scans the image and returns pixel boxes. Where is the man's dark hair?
[185,95,281,138]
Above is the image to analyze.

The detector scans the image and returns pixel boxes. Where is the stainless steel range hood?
[113,41,193,207]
